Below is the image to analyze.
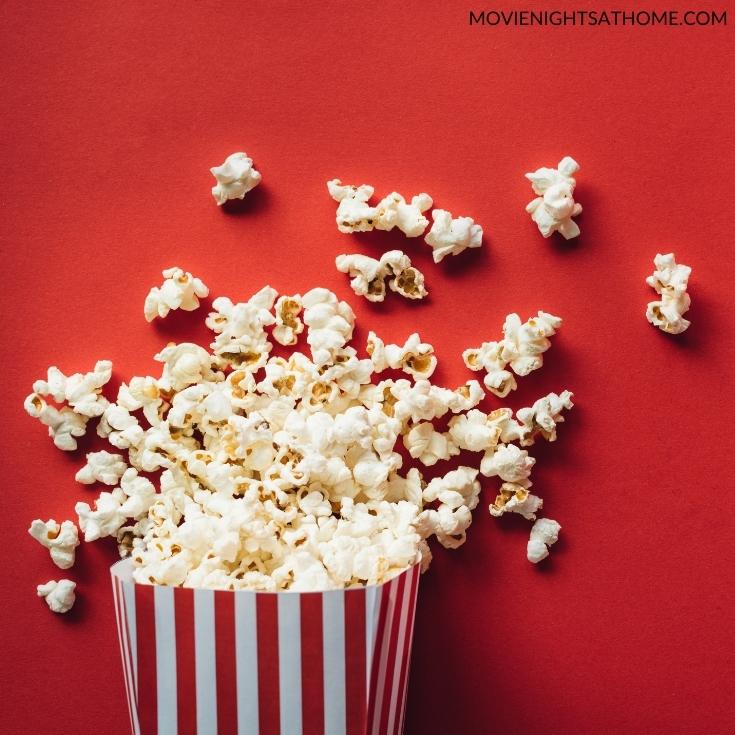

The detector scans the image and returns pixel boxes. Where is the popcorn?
[367,332,436,379]
[76,490,127,542]
[25,269,575,595]
[527,518,561,563]
[403,423,459,466]
[24,360,112,450]
[302,288,355,366]
[28,519,79,569]
[513,391,574,446]
[210,152,261,205]
[424,209,483,263]
[463,312,562,397]
[144,267,209,322]
[327,180,432,236]
[272,295,304,346]
[75,450,128,485]
[489,483,543,520]
[335,251,427,302]
[37,579,76,614]
[525,156,582,239]
[646,253,692,335]
[480,443,535,483]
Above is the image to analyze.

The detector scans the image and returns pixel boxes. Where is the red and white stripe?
[111,560,420,735]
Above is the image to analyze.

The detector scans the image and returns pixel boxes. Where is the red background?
[1,2,733,733]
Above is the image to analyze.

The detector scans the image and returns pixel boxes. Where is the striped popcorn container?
[110,559,421,735]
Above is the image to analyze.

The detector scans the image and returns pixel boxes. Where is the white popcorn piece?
[23,395,88,450]
[207,286,277,369]
[525,156,582,239]
[489,482,543,520]
[403,423,459,466]
[463,311,562,397]
[646,253,692,335]
[480,443,535,482]
[75,490,126,542]
[302,288,355,366]
[367,332,436,379]
[527,518,561,563]
[144,267,209,322]
[424,209,483,263]
[514,390,574,446]
[448,408,505,452]
[37,579,76,614]
[272,295,304,346]
[155,343,217,392]
[210,152,262,205]
[327,179,433,237]
[75,450,128,485]
[28,519,80,569]
[335,250,427,303]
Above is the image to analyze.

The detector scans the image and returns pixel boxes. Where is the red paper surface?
[1,2,733,733]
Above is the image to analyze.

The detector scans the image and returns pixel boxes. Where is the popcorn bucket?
[111,559,421,735]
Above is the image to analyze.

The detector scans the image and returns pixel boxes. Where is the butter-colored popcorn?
[367,332,437,379]
[210,152,261,205]
[424,209,483,263]
[28,519,79,569]
[481,443,535,482]
[527,518,561,563]
[489,482,543,520]
[525,156,582,239]
[302,288,355,366]
[75,450,128,485]
[335,250,427,303]
[144,267,209,322]
[272,295,304,346]
[463,312,561,396]
[327,180,433,237]
[646,253,692,335]
[37,579,76,614]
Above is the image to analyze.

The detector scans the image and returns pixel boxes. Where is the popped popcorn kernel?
[424,209,483,263]
[336,251,427,303]
[211,152,261,205]
[646,253,692,335]
[527,518,561,563]
[525,156,582,239]
[37,579,76,614]
[144,267,209,322]
[28,519,79,569]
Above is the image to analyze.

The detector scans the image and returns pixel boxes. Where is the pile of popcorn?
[27,152,694,613]
[26,268,572,611]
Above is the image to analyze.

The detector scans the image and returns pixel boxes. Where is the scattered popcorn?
[327,180,433,236]
[75,450,128,485]
[37,579,76,614]
[424,209,483,263]
[525,156,582,239]
[144,267,209,322]
[646,253,692,335]
[527,518,561,563]
[25,270,575,594]
[28,519,79,569]
[463,312,561,397]
[367,332,436,379]
[210,152,261,205]
[335,251,427,303]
